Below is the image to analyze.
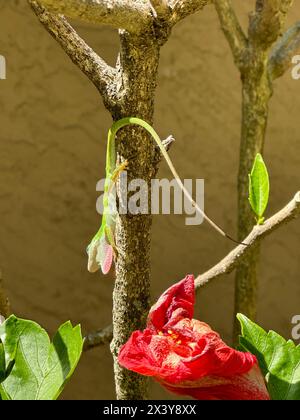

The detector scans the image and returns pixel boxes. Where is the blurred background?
[0,0,299,399]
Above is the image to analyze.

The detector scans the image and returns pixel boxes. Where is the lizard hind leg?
[105,225,118,260]
[111,160,129,184]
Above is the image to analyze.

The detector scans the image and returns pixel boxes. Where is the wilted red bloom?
[118,275,270,400]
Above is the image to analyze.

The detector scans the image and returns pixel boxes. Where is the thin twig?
[248,0,294,49]
[154,135,175,167]
[213,0,247,68]
[83,325,113,351]
[29,1,116,102]
[29,0,153,33]
[196,192,300,288]
[170,0,211,25]
[269,21,300,80]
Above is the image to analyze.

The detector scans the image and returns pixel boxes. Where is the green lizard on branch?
[87,117,244,275]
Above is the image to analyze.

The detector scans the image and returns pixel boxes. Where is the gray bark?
[109,32,161,400]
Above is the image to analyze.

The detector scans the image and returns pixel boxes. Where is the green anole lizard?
[87,117,245,275]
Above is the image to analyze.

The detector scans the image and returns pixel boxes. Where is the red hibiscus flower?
[118,275,270,400]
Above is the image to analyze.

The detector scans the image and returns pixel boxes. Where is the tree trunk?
[233,50,272,342]
[110,31,161,400]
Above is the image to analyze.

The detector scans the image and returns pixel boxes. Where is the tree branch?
[249,0,294,50]
[83,325,113,351]
[196,191,300,288]
[153,135,175,167]
[213,0,247,69]
[30,0,153,33]
[29,1,116,102]
[170,0,211,25]
[269,21,300,80]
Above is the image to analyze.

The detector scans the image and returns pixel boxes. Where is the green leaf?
[0,340,15,384]
[0,315,83,400]
[0,342,6,383]
[0,384,11,400]
[238,313,300,400]
[248,153,270,223]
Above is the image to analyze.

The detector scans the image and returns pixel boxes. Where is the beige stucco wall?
[0,1,299,399]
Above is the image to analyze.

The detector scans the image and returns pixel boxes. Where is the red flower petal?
[118,329,175,377]
[161,364,270,400]
[118,275,270,400]
[147,274,195,331]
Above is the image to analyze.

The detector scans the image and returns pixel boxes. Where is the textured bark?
[104,3,209,400]
[109,32,161,400]
[170,0,211,24]
[248,0,293,50]
[29,0,153,32]
[269,21,300,80]
[214,0,247,69]
[84,325,113,351]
